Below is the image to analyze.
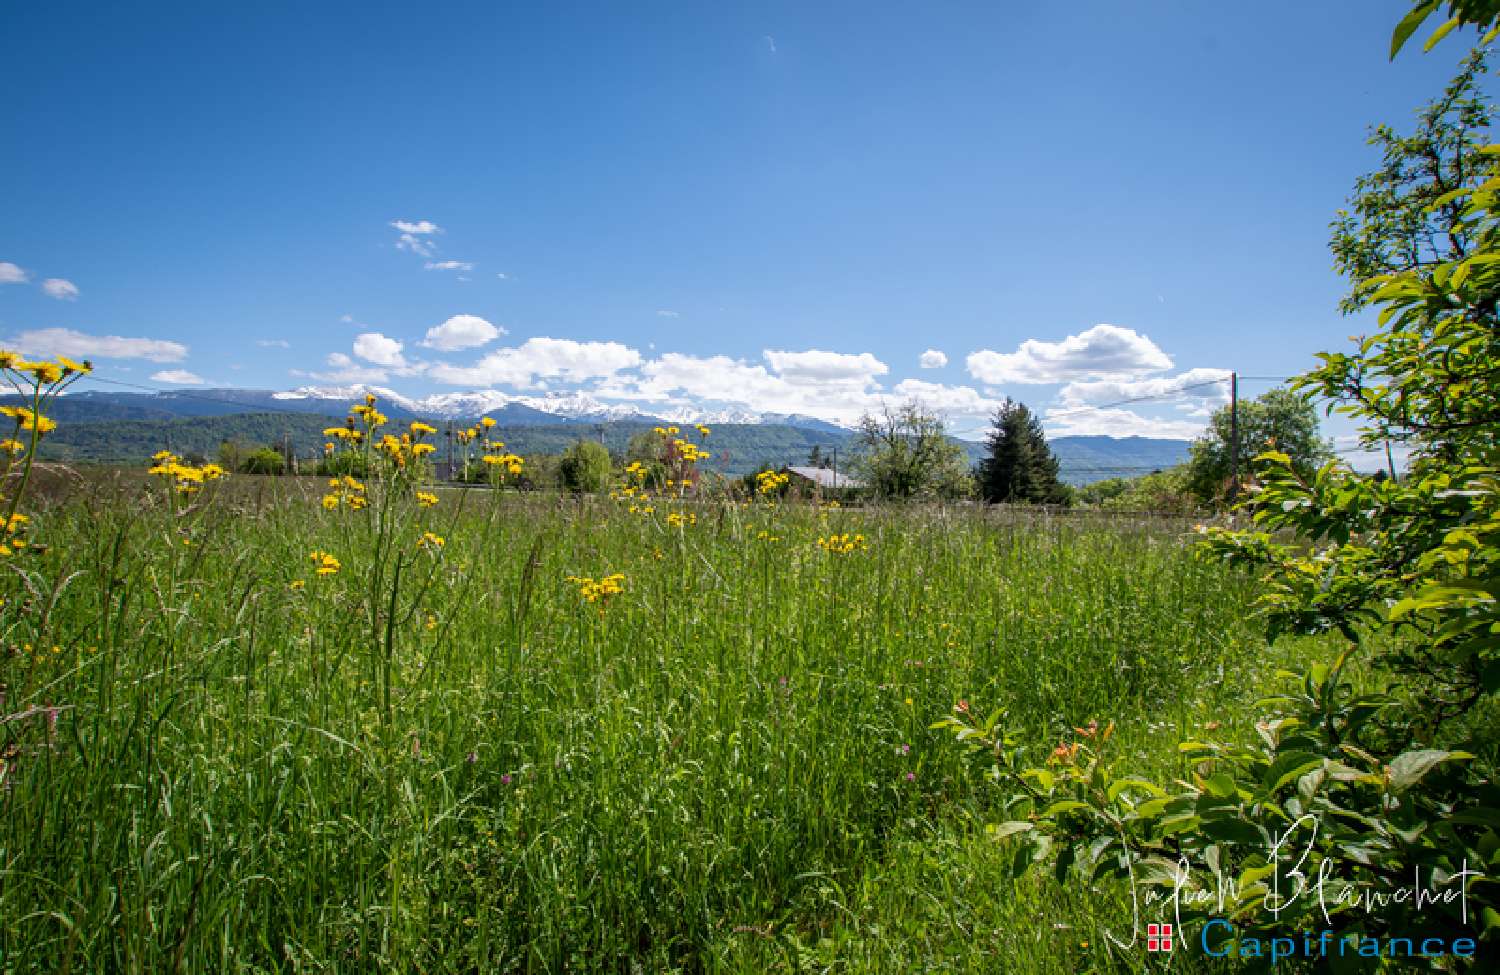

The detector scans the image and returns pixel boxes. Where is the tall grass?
[1,478,1314,973]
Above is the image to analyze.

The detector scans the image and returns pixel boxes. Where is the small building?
[786,466,864,496]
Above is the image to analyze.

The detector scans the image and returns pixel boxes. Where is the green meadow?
[1,469,1321,973]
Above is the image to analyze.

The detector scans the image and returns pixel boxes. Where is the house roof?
[786,466,864,489]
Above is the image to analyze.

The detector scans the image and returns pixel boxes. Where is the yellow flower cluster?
[309,550,341,576]
[672,439,708,464]
[756,470,790,495]
[0,352,91,384]
[0,406,57,436]
[755,529,782,543]
[481,450,524,476]
[565,572,626,604]
[375,430,437,469]
[666,512,697,528]
[416,491,439,508]
[816,532,867,554]
[1,513,30,557]
[322,475,368,510]
[417,531,445,551]
[350,397,388,430]
[147,451,227,495]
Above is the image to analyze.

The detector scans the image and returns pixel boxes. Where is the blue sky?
[0,1,1480,446]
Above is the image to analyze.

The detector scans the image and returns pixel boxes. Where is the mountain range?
[11,385,1191,482]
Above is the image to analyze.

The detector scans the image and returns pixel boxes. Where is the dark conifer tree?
[977,399,1067,504]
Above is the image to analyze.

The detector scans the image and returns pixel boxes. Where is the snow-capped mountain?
[275,384,664,424]
[272,384,862,430]
[45,382,858,434]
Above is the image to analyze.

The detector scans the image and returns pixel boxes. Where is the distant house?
[786,466,864,493]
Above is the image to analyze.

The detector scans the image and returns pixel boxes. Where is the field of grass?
[1,471,1326,973]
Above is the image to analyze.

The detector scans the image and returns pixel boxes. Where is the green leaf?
[1262,752,1324,797]
[986,821,1035,841]
[1385,749,1472,792]
[1422,16,1461,51]
[1201,772,1238,798]
[1042,800,1090,817]
[1107,778,1166,803]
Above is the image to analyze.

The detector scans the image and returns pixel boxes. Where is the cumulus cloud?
[353,332,406,368]
[1042,404,1206,439]
[392,218,442,257]
[421,314,504,351]
[763,349,888,386]
[41,278,79,300]
[424,260,473,272]
[428,337,643,387]
[9,327,187,362]
[614,349,894,427]
[967,324,1173,385]
[1055,367,1232,409]
[891,378,1001,414]
[151,369,205,385]
[919,349,948,369]
[300,352,391,384]
[0,262,30,284]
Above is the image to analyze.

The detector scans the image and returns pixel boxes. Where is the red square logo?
[1146,923,1174,952]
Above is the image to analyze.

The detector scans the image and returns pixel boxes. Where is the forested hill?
[28,411,1190,482]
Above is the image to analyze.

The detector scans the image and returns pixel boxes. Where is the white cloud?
[353,332,406,367]
[257,339,291,348]
[656,309,680,318]
[425,260,473,272]
[420,314,504,351]
[763,349,888,386]
[496,272,510,280]
[9,327,187,362]
[151,369,205,385]
[1055,367,1232,409]
[891,378,1001,415]
[0,262,30,284]
[967,324,1173,384]
[428,337,643,387]
[392,219,442,258]
[1043,405,1205,440]
[40,278,79,300]
[297,352,391,384]
[339,314,355,323]
[919,349,948,369]
[619,349,892,426]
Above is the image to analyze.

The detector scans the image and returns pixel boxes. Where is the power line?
[1044,377,1231,418]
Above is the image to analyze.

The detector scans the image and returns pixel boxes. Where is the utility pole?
[1228,372,1239,502]
[445,421,454,482]
[832,445,838,489]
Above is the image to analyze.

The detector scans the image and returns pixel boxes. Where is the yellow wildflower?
[309,551,341,576]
